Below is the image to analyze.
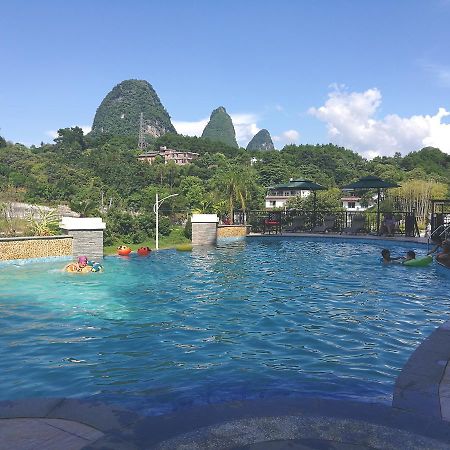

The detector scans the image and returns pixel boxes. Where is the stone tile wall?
[217,225,250,238]
[192,223,217,246]
[0,236,73,261]
[67,230,104,260]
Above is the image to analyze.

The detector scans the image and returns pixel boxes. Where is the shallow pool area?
[0,237,449,416]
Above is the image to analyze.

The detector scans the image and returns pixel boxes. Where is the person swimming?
[381,249,402,264]
[64,255,100,273]
[436,241,450,267]
[403,250,416,262]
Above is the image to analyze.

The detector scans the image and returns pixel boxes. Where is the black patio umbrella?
[342,175,400,232]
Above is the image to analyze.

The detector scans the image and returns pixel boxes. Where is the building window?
[270,201,276,207]
[348,202,356,209]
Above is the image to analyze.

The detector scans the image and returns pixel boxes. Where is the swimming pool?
[0,237,449,415]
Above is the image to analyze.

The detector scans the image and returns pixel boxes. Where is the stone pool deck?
[3,394,450,449]
[248,231,430,245]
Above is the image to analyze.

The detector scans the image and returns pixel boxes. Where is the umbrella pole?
[313,191,317,228]
[377,188,381,233]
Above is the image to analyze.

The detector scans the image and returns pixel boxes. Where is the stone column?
[191,214,218,246]
[59,217,106,260]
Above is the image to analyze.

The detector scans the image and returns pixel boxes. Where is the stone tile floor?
[0,418,103,450]
[2,396,450,449]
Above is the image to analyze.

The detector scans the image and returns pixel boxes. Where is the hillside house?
[265,180,312,209]
[138,146,199,165]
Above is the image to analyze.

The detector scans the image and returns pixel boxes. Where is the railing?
[238,209,423,236]
[431,224,450,241]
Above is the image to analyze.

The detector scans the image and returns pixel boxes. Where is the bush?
[103,209,173,244]
[184,216,192,239]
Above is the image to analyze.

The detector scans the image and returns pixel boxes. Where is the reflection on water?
[0,238,449,415]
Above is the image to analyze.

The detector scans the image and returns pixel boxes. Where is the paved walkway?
[0,418,103,450]
[2,395,450,449]
[248,231,430,245]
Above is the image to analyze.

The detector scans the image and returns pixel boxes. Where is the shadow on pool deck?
[2,396,450,449]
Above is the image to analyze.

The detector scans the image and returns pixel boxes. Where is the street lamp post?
[153,193,179,250]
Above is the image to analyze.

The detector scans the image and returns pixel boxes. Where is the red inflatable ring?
[137,246,151,256]
[117,245,132,256]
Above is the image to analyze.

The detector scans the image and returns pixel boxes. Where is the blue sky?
[1,0,449,157]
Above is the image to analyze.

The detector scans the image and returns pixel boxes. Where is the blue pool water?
[0,237,449,415]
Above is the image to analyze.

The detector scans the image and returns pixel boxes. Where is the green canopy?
[342,176,399,190]
[268,179,326,191]
[342,176,400,232]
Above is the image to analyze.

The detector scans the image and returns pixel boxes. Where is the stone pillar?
[191,214,218,246]
[59,217,106,260]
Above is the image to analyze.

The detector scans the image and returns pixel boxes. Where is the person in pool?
[381,249,403,264]
[403,250,416,263]
[436,241,450,267]
[427,236,446,256]
[65,255,92,273]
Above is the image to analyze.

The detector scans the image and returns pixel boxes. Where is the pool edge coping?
[393,318,450,421]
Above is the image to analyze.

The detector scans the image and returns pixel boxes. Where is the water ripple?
[0,238,449,414]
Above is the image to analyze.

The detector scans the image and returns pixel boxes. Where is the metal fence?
[237,209,424,237]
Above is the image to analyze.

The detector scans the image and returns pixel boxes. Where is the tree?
[54,127,87,160]
[211,165,258,221]
[388,179,448,223]
[179,176,206,210]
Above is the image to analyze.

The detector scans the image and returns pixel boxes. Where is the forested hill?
[0,129,448,222]
[91,80,176,139]
[246,129,275,151]
[201,106,238,148]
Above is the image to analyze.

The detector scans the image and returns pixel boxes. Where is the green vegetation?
[104,227,189,255]
[0,122,449,245]
[91,79,176,140]
[201,106,238,148]
[246,129,275,151]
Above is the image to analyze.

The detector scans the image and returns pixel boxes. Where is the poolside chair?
[312,215,336,233]
[341,214,366,234]
[285,216,306,232]
[262,211,282,234]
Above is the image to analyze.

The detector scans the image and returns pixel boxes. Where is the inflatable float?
[117,245,132,256]
[65,260,103,273]
[403,255,433,267]
[176,244,193,252]
[137,246,151,256]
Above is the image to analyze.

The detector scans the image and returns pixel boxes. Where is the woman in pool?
[65,256,92,273]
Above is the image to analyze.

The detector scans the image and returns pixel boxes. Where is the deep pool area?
[0,237,449,416]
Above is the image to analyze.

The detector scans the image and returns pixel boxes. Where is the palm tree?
[212,165,254,223]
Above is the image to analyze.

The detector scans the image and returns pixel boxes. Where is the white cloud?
[81,125,91,135]
[45,125,92,141]
[230,113,260,147]
[309,86,450,157]
[273,129,300,147]
[173,113,260,147]
[46,130,58,139]
[173,118,209,137]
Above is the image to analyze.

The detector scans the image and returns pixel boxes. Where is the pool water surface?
[0,237,449,415]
